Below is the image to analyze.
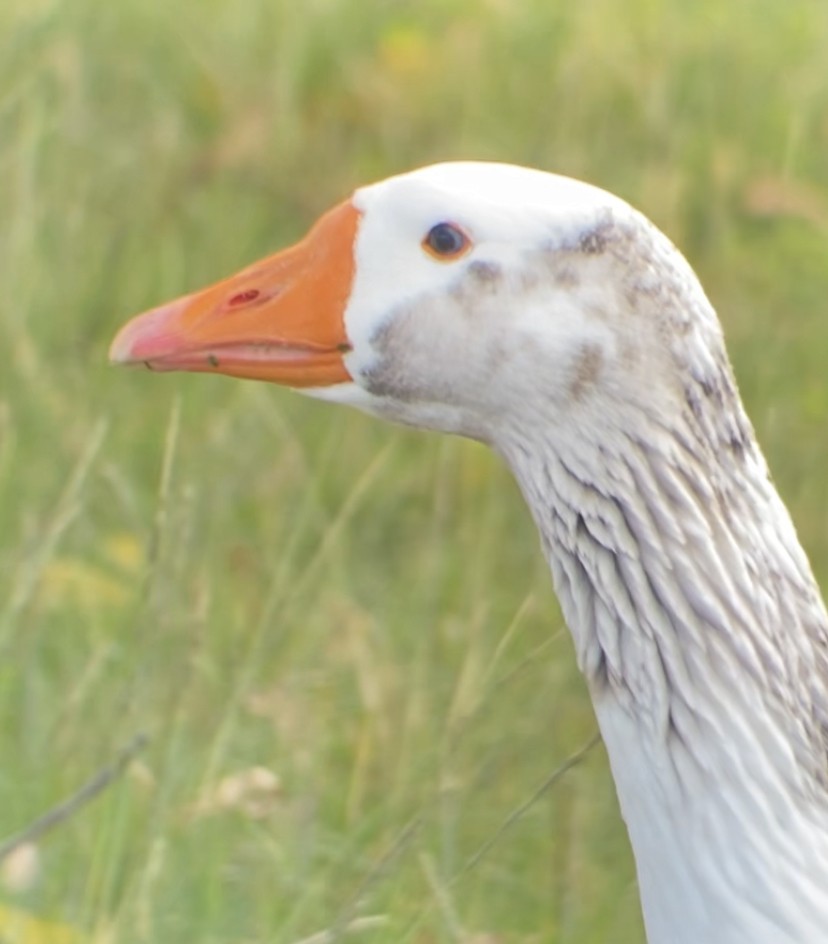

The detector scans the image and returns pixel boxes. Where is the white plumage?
[111,162,828,943]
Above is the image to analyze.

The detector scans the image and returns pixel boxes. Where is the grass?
[1,0,827,941]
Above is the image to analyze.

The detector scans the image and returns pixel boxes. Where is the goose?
[109,162,828,944]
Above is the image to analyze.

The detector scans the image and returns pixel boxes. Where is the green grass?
[1,0,827,941]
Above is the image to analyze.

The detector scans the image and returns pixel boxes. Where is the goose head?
[110,162,716,452]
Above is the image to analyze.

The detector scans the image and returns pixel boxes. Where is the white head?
[109,161,726,454]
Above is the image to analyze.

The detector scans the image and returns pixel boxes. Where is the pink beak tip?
[109,297,190,366]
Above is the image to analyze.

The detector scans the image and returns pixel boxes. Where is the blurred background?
[1,0,827,941]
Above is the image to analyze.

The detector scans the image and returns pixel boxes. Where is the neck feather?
[499,375,828,943]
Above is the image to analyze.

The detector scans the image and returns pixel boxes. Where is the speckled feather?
[315,164,828,943]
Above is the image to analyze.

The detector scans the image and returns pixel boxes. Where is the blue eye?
[423,222,471,259]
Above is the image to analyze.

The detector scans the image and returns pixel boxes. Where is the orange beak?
[109,200,360,388]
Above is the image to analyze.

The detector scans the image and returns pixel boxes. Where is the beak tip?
[108,296,191,367]
[108,317,152,366]
[108,331,135,366]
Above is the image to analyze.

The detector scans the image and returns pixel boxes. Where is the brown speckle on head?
[574,211,618,255]
[569,343,604,401]
[363,304,420,402]
[447,260,504,307]
[544,215,616,260]
[467,260,502,284]
[579,228,609,254]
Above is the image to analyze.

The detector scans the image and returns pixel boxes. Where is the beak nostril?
[227,289,261,308]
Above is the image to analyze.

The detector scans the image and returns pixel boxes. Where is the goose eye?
[423,222,471,260]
